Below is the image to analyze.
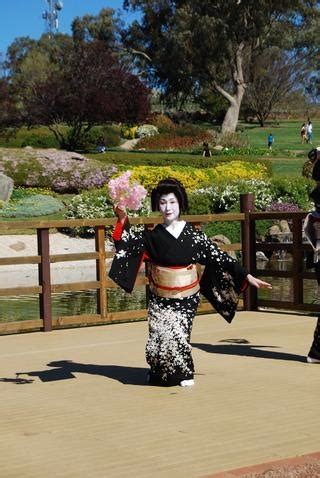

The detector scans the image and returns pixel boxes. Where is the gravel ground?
[241,460,320,477]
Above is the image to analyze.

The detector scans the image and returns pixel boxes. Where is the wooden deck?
[0,311,319,478]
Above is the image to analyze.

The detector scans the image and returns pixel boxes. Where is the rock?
[9,241,26,252]
[279,220,290,233]
[0,173,14,202]
[210,234,236,258]
[213,145,224,151]
[268,225,281,235]
[256,251,269,261]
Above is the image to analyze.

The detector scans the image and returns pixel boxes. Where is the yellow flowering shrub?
[210,161,268,182]
[117,162,269,193]
[121,125,138,139]
[130,166,210,192]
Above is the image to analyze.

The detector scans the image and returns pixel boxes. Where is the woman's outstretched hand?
[113,205,127,222]
[246,274,272,289]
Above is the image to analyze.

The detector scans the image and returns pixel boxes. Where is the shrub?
[136,124,159,138]
[266,201,301,213]
[270,177,313,210]
[191,179,275,214]
[64,188,151,236]
[78,124,122,150]
[135,130,211,151]
[11,187,55,200]
[202,220,241,244]
[121,125,138,139]
[64,189,115,236]
[0,194,64,217]
[150,114,175,133]
[1,156,117,193]
[130,166,210,192]
[0,126,60,148]
[101,124,121,147]
[2,157,43,186]
[211,131,248,149]
[187,191,213,215]
[211,161,269,182]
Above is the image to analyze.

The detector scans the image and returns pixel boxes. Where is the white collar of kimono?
[162,220,186,239]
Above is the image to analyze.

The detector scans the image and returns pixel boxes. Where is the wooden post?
[37,228,52,331]
[292,217,303,306]
[95,225,107,319]
[240,193,257,311]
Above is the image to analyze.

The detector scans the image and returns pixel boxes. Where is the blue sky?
[0,0,138,55]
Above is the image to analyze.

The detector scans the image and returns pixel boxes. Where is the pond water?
[0,259,318,324]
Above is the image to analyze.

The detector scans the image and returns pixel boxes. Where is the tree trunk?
[221,95,242,134]
[216,42,247,134]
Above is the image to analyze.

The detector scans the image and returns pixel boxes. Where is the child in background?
[267,133,274,150]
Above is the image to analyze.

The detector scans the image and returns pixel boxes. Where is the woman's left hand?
[246,274,272,289]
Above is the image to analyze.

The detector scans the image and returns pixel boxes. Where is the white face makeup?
[159,193,180,224]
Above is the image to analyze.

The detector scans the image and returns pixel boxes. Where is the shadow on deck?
[0,311,319,478]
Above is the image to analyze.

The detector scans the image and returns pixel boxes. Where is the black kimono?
[109,219,247,386]
[304,212,320,360]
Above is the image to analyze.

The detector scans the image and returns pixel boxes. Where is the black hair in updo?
[151,178,188,212]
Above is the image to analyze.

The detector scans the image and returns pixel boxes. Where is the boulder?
[0,173,14,202]
[210,234,236,258]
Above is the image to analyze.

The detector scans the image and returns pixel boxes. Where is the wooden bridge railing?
[0,193,317,335]
[0,212,245,334]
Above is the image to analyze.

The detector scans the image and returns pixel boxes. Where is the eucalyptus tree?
[123,0,320,132]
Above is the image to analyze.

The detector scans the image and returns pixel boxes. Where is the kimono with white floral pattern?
[109,220,247,386]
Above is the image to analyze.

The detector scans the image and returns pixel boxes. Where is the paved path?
[0,311,319,477]
[119,138,140,150]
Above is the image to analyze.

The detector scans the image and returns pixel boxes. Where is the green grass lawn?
[241,119,318,151]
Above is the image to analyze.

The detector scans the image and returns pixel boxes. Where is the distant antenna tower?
[42,0,63,37]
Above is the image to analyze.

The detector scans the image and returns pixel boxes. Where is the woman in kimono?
[304,184,320,363]
[109,178,272,386]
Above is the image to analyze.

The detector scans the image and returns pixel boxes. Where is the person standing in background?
[300,123,307,144]
[306,120,313,144]
[267,132,274,150]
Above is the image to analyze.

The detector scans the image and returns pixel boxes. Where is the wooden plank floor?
[0,311,319,478]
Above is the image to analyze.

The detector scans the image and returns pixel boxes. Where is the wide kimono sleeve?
[108,217,146,293]
[193,228,248,323]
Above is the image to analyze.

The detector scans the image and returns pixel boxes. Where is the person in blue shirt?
[267,133,274,150]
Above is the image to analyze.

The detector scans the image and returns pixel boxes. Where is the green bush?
[64,189,115,236]
[188,191,213,214]
[0,194,64,217]
[202,218,273,245]
[270,177,313,209]
[11,187,55,200]
[0,126,60,148]
[202,220,241,244]
[3,157,43,186]
[101,124,121,147]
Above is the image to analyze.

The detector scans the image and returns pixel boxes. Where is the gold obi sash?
[148,263,200,298]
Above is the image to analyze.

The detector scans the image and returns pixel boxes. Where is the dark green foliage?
[270,177,314,209]
[202,221,241,244]
[3,157,43,186]
[0,126,60,148]
[0,194,64,217]
[92,150,272,174]
[188,192,213,215]
[202,218,272,244]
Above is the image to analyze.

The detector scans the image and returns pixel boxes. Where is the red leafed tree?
[20,41,150,150]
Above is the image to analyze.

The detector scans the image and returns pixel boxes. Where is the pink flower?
[107,170,147,211]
